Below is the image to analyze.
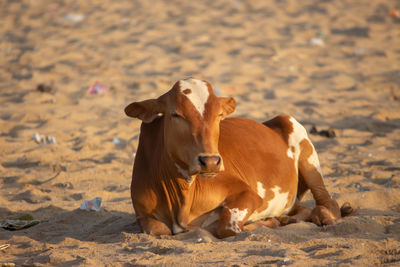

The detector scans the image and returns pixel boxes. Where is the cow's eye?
[218,113,224,117]
[171,112,181,118]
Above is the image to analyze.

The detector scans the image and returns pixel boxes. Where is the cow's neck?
[140,118,195,229]
[158,154,194,193]
[154,148,194,231]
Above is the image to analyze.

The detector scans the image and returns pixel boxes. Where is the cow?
[124,78,352,238]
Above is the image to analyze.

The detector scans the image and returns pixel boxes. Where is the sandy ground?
[1,0,400,266]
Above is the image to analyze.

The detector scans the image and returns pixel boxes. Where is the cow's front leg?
[137,216,172,236]
[216,190,262,238]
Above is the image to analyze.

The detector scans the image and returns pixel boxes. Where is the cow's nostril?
[215,156,221,166]
[198,156,207,167]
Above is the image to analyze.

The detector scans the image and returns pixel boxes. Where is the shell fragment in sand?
[0,244,10,250]
[32,133,57,144]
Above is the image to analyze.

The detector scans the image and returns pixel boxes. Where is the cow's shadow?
[0,206,141,245]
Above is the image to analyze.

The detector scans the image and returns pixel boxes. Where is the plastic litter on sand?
[64,13,85,23]
[112,138,121,145]
[354,182,370,192]
[80,197,102,211]
[310,38,324,46]
[389,10,400,19]
[87,82,108,95]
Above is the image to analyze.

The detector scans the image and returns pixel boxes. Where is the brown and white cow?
[124,78,351,238]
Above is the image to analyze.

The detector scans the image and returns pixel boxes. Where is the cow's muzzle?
[198,154,223,177]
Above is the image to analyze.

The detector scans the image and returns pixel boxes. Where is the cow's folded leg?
[278,202,312,225]
[137,216,172,236]
[215,190,262,238]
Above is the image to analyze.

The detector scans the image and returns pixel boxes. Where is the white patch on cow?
[288,117,323,177]
[283,190,297,215]
[179,78,209,116]
[248,186,289,222]
[227,208,248,233]
[257,182,266,199]
[287,146,294,159]
[307,141,323,177]
[201,210,220,227]
[287,117,308,170]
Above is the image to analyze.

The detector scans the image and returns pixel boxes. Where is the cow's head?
[125,78,236,179]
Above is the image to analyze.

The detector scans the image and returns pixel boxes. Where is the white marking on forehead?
[257,182,266,199]
[248,186,289,222]
[179,78,210,116]
[227,208,248,233]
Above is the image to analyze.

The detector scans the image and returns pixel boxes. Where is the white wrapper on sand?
[80,197,102,211]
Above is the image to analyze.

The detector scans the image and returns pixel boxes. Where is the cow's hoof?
[311,205,337,226]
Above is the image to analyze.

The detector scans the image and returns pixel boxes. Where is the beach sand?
[1,0,400,265]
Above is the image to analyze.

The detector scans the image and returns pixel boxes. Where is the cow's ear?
[219,97,236,118]
[124,99,164,123]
